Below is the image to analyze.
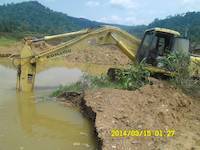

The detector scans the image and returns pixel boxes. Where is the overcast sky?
[1,0,200,25]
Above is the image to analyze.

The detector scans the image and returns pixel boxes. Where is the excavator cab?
[136,28,189,67]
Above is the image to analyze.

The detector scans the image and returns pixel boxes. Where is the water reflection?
[16,92,96,149]
[37,58,114,76]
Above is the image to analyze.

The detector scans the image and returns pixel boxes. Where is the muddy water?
[0,58,111,150]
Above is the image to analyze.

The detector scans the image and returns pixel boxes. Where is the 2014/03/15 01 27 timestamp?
[111,129,175,137]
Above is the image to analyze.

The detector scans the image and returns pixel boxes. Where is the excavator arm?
[15,26,140,92]
[34,26,139,60]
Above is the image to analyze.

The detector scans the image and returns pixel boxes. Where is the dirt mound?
[65,45,132,65]
[83,80,200,150]
[61,36,140,65]
[32,41,52,52]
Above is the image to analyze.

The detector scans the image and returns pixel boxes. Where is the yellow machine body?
[14,26,200,92]
[16,42,36,92]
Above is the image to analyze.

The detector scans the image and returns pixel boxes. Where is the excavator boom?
[36,26,139,60]
[15,26,140,91]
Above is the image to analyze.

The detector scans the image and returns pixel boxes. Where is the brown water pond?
[0,58,114,150]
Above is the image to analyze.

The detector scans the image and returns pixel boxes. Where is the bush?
[161,51,200,95]
[51,62,151,97]
[113,61,150,90]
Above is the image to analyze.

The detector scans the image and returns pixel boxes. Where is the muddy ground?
[59,79,200,150]
[64,44,132,65]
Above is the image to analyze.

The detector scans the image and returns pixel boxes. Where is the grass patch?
[51,82,84,97]
[0,32,47,47]
[51,62,151,97]
[0,36,17,47]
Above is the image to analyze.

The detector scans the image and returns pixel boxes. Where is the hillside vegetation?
[1,1,200,46]
[0,1,102,37]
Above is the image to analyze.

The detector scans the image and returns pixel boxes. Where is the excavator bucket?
[17,41,36,92]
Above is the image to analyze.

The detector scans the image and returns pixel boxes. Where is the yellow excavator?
[12,26,200,92]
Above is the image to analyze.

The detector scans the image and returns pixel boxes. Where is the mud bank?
[58,80,200,150]
[58,92,103,150]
